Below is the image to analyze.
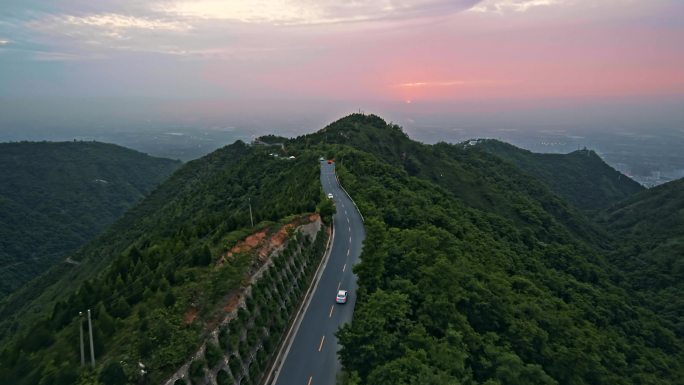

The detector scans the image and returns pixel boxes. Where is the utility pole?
[87,309,95,367]
[79,312,85,366]
[248,197,254,228]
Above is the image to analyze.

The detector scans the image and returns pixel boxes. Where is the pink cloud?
[4,0,683,104]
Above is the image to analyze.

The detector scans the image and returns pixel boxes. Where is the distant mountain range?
[597,177,684,337]
[0,141,180,296]
[472,139,644,212]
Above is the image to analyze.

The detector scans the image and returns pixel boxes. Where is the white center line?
[347,249,350,256]
[342,263,346,272]
[329,305,334,318]
[318,335,325,352]
[307,376,312,385]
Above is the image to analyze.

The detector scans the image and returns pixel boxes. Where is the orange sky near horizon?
[1,0,683,108]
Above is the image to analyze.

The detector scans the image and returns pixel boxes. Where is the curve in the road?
[271,160,365,385]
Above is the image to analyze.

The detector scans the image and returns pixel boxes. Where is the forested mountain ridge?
[309,114,608,248]
[600,177,684,239]
[302,114,681,384]
[2,114,681,385]
[472,139,644,212]
[0,140,326,384]
[598,177,684,338]
[0,141,181,296]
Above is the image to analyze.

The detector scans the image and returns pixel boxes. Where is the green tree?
[318,196,336,224]
[110,297,131,319]
[193,245,212,266]
[97,303,116,336]
[163,291,176,308]
[337,290,413,378]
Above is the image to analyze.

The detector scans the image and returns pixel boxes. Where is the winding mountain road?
[271,160,365,385]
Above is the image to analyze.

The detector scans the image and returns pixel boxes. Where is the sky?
[0,0,683,141]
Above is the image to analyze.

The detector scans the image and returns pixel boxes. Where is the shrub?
[219,326,230,351]
[99,361,127,385]
[257,348,267,367]
[205,341,224,369]
[229,355,242,378]
[216,369,232,385]
[188,359,206,384]
[248,360,262,381]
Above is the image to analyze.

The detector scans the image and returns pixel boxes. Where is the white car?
[336,290,348,304]
[327,193,333,199]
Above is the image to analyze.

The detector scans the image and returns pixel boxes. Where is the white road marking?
[342,263,346,272]
[318,335,325,352]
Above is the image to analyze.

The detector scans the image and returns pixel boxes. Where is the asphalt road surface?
[272,160,365,385]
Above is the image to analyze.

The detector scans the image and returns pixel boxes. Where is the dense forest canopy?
[473,139,644,212]
[0,141,326,384]
[307,114,609,248]
[0,141,180,296]
[598,178,684,338]
[1,114,681,385]
[310,114,682,384]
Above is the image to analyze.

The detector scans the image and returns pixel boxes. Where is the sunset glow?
[0,0,683,111]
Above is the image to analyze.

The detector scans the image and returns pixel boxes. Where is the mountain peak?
[322,113,388,130]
